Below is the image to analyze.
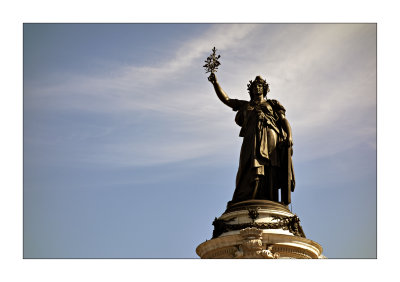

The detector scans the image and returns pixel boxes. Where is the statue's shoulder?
[230,99,248,111]
[267,99,286,114]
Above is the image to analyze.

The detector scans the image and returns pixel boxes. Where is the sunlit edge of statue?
[204,47,295,207]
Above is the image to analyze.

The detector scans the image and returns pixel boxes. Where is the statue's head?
[247,75,270,99]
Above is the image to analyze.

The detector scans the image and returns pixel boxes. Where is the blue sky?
[23,23,376,258]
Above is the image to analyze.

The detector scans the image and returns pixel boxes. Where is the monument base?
[196,200,324,259]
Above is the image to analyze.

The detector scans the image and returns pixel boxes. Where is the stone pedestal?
[196,200,324,259]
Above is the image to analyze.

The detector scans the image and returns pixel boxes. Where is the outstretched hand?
[208,73,217,84]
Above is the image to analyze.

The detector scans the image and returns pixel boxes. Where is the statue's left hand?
[286,137,293,148]
[287,137,293,155]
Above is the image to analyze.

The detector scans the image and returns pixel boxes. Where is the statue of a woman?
[208,73,295,205]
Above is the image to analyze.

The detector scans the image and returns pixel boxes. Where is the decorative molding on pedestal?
[212,214,305,239]
[196,200,324,259]
[234,228,280,259]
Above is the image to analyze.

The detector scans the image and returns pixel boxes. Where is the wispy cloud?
[24,24,376,167]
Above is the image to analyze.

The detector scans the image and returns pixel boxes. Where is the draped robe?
[228,98,294,204]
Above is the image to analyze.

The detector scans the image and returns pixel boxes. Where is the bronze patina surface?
[205,48,295,205]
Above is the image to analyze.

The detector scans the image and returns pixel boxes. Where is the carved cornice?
[212,215,305,238]
[196,231,323,259]
[271,246,312,259]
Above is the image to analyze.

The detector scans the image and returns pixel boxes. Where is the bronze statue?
[205,48,295,205]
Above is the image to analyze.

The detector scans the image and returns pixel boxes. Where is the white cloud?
[24,24,376,167]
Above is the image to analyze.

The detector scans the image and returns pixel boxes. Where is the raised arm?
[208,73,236,109]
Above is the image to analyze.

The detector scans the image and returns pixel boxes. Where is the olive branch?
[203,47,221,74]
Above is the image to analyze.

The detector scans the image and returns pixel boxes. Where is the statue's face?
[252,83,264,98]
